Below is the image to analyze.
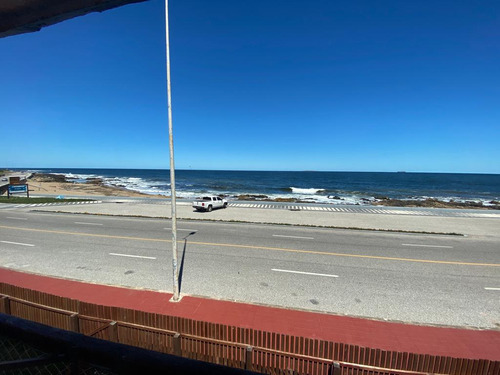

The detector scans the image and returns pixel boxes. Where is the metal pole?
[165,0,179,301]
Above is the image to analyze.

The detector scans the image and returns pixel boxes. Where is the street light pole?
[164,0,179,302]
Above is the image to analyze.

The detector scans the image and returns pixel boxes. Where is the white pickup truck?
[192,196,228,212]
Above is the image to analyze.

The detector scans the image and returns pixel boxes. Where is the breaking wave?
[289,187,326,194]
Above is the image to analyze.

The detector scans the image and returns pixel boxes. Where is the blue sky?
[1,0,499,173]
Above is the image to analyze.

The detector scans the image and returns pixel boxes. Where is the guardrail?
[1,284,498,375]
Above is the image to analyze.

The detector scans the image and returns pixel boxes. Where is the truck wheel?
[223,202,228,208]
[207,205,212,212]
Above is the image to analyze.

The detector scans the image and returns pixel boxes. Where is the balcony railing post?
[245,346,253,371]
[109,321,118,342]
[332,362,341,375]
[69,313,79,333]
[173,333,181,356]
[1,295,10,315]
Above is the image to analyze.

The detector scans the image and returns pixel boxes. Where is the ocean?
[15,168,500,206]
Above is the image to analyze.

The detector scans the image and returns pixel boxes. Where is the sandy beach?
[25,173,165,199]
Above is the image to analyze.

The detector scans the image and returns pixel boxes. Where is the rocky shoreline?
[372,197,500,210]
[233,194,500,210]
[17,173,500,210]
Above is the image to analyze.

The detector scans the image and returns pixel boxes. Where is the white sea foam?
[65,173,105,181]
[260,192,372,205]
[103,177,171,196]
[65,173,91,179]
[290,187,326,194]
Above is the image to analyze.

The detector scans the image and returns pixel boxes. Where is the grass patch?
[0,197,94,204]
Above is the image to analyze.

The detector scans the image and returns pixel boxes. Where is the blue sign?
[8,184,28,193]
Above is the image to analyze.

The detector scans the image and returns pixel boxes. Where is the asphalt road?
[1,210,499,328]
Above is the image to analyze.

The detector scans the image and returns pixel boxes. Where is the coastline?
[20,173,499,210]
[1,171,498,210]
[25,173,165,199]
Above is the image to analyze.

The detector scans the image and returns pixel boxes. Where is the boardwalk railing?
[1,284,498,375]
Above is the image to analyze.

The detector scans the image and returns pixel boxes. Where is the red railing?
[1,284,498,375]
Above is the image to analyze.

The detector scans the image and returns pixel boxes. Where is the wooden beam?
[0,0,148,38]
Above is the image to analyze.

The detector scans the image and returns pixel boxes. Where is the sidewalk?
[29,201,500,238]
[1,268,499,361]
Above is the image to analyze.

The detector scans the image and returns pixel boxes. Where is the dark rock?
[274,198,296,203]
[237,194,269,201]
[29,173,67,183]
[85,178,103,185]
[372,198,499,210]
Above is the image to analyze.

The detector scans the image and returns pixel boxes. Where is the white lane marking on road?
[272,268,339,278]
[6,217,27,220]
[272,234,314,240]
[484,287,500,291]
[109,253,156,260]
[402,243,453,249]
[75,222,103,226]
[1,240,35,247]
[164,228,198,232]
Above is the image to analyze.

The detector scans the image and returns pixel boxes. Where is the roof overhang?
[0,0,148,38]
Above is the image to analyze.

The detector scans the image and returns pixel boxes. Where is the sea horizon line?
[4,167,500,176]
